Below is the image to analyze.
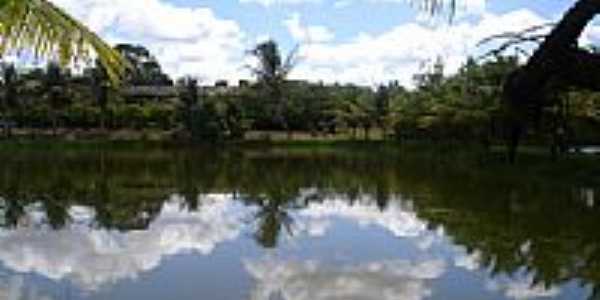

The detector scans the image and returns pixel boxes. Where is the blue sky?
[49,0,600,86]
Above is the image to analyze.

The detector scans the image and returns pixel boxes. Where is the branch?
[477,34,547,61]
[282,43,301,78]
[563,47,600,91]
[477,22,555,47]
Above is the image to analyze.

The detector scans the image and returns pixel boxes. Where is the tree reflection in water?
[0,145,599,298]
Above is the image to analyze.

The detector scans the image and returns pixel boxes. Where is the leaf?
[0,0,130,86]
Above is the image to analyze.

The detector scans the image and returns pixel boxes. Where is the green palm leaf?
[0,0,128,85]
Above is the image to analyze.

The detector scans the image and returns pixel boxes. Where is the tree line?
[6,0,600,159]
[2,40,600,149]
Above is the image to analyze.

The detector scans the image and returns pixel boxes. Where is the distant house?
[238,80,250,87]
[121,79,253,100]
[215,80,228,87]
[196,80,254,97]
[120,86,179,99]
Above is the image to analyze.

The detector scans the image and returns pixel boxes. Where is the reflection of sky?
[0,193,570,299]
[0,276,54,300]
[453,248,562,300]
[487,276,560,300]
[291,194,447,256]
[265,193,564,300]
[295,195,427,238]
[0,194,248,291]
[245,258,446,300]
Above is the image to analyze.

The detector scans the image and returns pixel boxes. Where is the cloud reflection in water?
[0,193,564,299]
[245,258,446,300]
[0,194,247,291]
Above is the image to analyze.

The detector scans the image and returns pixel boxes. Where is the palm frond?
[412,0,456,18]
[281,43,300,78]
[0,0,129,85]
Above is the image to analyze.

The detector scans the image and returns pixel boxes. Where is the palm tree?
[0,0,128,85]
[248,40,298,135]
[251,192,297,248]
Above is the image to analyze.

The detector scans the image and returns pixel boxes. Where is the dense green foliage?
[2,41,600,147]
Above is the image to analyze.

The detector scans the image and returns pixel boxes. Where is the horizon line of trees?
[1,40,600,150]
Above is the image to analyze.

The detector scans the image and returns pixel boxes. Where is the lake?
[0,144,598,300]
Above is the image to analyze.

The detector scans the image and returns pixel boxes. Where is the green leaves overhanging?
[0,0,129,85]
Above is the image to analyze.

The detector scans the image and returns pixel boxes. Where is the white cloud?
[453,0,486,15]
[240,0,321,7]
[284,13,335,43]
[580,24,600,47]
[334,0,486,16]
[0,276,54,300]
[48,0,600,87]
[245,258,446,300]
[35,0,600,88]
[50,0,249,83]
[240,0,485,14]
[289,9,549,86]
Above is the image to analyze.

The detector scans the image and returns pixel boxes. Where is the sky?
[47,0,600,87]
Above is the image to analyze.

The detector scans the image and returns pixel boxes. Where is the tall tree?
[115,44,172,86]
[249,40,298,133]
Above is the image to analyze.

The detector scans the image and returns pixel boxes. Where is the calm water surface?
[0,145,598,300]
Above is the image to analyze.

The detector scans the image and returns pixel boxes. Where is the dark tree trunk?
[100,105,106,131]
[503,0,600,162]
[51,92,59,137]
[52,109,58,137]
[0,86,13,139]
[98,85,108,132]
[364,125,371,140]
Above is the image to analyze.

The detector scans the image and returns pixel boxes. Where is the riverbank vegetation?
[0,47,589,145]
[2,44,600,154]
[3,0,600,160]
